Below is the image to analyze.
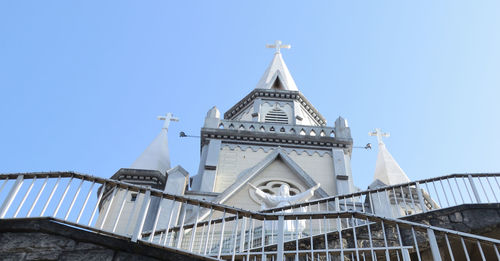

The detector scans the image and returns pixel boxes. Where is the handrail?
[0,171,262,218]
[1,171,499,260]
[145,209,500,245]
[262,172,500,213]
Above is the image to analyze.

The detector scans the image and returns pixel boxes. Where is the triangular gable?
[186,148,330,223]
[214,147,329,205]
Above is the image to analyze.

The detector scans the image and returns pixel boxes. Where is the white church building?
[96,41,444,246]
[97,41,367,232]
[1,41,498,261]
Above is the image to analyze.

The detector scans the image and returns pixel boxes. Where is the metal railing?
[263,173,500,218]
[0,172,499,261]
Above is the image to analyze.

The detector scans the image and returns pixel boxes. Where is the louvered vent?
[264,108,289,124]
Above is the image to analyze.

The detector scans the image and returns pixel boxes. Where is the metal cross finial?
[369,128,390,145]
[157,113,179,130]
[266,40,291,54]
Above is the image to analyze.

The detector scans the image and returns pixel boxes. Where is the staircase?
[0,172,499,260]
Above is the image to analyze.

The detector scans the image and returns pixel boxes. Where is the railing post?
[0,175,24,218]
[277,215,284,261]
[468,175,482,203]
[427,228,442,261]
[415,182,427,213]
[132,189,151,242]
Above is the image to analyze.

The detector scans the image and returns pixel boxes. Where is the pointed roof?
[130,113,178,174]
[255,52,298,91]
[370,129,411,186]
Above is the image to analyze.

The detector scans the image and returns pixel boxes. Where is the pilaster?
[332,148,355,195]
[199,139,222,192]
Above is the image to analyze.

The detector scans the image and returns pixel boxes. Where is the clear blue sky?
[1,1,499,191]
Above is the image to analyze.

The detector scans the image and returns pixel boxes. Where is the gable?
[214,148,329,209]
[223,158,313,211]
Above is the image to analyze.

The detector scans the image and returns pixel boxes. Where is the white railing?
[0,172,499,261]
[263,173,500,218]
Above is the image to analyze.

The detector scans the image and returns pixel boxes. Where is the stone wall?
[0,218,216,261]
[403,203,500,239]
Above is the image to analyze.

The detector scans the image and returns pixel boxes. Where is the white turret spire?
[130,113,179,174]
[255,41,298,91]
[369,128,410,186]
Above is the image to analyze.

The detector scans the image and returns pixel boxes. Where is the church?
[95,41,365,234]
[0,42,499,261]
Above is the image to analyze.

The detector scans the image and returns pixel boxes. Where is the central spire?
[255,40,298,91]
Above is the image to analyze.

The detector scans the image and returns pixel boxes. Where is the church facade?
[96,41,361,234]
[189,43,356,210]
[1,42,498,261]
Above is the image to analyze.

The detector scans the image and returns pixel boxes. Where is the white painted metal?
[132,189,151,242]
[64,178,84,220]
[88,181,105,226]
[0,175,24,218]
[112,188,129,233]
[41,176,60,216]
[98,185,117,230]
[444,234,455,261]
[461,237,471,261]
[14,176,36,218]
[76,180,95,223]
[468,175,482,203]
[427,228,442,261]
[27,176,49,217]
[1,172,500,260]
[53,177,73,217]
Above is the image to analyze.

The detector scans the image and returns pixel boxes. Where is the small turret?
[334,117,351,139]
[204,106,221,128]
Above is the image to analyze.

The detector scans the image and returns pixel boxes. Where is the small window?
[130,193,138,202]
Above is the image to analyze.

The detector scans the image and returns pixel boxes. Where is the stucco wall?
[215,146,336,196]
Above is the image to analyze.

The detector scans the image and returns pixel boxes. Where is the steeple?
[369,128,410,186]
[255,40,298,91]
[223,41,327,125]
[130,113,179,174]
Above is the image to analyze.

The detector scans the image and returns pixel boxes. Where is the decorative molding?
[224,89,326,126]
[216,120,337,139]
[261,100,291,108]
[203,128,351,151]
[221,144,333,157]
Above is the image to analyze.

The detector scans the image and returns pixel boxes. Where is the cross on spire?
[266,40,291,54]
[369,128,390,145]
[157,113,179,130]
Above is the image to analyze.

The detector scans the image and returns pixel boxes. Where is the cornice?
[223,89,327,126]
[201,128,352,151]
